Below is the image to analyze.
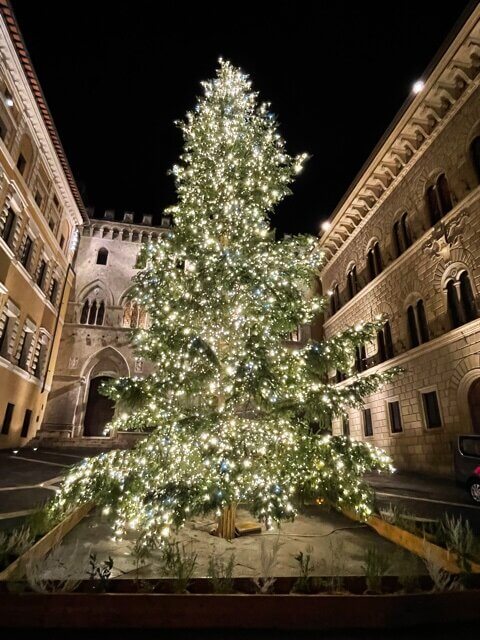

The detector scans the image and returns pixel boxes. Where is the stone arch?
[79,347,130,436]
[77,279,114,306]
[81,345,130,380]
[436,252,478,293]
[450,354,480,432]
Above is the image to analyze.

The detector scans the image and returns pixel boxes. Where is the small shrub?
[253,535,283,594]
[25,543,85,593]
[24,506,59,540]
[207,551,235,593]
[362,545,391,593]
[88,552,114,592]
[0,526,33,570]
[159,539,197,593]
[437,514,474,577]
[129,530,159,587]
[324,538,345,593]
[292,545,317,593]
[423,544,462,592]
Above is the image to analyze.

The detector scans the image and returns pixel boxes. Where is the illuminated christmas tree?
[53,60,398,540]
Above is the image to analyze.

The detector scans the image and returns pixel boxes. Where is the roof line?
[325,0,479,229]
[0,0,89,223]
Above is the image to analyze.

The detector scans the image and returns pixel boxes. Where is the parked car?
[454,435,480,503]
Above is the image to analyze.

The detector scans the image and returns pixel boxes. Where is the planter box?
[0,503,93,581]
[340,507,480,574]
[0,590,478,629]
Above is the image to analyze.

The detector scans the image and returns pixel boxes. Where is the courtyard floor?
[45,504,423,579]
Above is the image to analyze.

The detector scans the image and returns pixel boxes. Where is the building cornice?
[319,4,480,267]
[0,0,87,225]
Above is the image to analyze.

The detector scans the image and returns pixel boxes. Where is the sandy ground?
[34,505,423,580]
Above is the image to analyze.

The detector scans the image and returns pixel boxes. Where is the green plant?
[253,535,283,594]
[129,531,159,588]
[25,543,85,593]
[321,538,345,593]
[159,539,197,593]
[0,526,33,570]
[437,514,474,576]
[362,545,391,593]
[393,549,420,593]
[24,505,59,540]
[423,544,462,592]
[292,545,317,593]
[88,552,114,591]
[207,551,235,593]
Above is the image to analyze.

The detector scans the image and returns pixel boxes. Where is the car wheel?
[468,478,480,503]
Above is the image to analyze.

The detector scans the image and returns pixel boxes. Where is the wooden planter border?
[0,590,479,629]
[0,503,93,581]
[340,506,480,574]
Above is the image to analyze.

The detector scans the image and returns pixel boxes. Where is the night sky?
[10,1,473,235]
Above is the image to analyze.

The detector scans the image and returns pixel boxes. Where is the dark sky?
[10,1,472,235]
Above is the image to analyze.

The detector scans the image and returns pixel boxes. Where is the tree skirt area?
[44,505,423,579]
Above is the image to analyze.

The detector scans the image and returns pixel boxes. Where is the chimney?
[161,215,171,228]
[142,214,153,226]
[104,209,115,221]
[123,211,134,223]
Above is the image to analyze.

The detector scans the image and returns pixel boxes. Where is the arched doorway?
[468,378,480,434]
[83,376,115,437]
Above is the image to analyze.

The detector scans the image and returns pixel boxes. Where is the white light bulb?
[320,221,331,232]
[412,80,424,94]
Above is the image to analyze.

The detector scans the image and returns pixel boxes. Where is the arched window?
[80,300,89,324]
[417,299,429,343]
[393,221,402,258]
[367,242,382,281]
[471,136,480,183]
[96,248,108,265]
[446,279,462,329]
[427,173,452,226]
[112,228,120,240]
[406,300,429,349]
[407,305,419,348]
[122,300,146,328]
[377,321,394,362]
[347,265,358,300]
[394,212,412,257]
[80,298,106,326]
[122,229,129,241]
[141,232,149,244]
[459,271,477,323]
[330,283,341,315]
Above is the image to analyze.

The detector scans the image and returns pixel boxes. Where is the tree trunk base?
[216,504,237,540]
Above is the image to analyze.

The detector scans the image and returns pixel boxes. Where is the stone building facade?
[318,6,480,477]
[42,211,170,440]
[0,2,86,448]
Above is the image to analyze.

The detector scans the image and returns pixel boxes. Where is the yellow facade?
[0,5,86,447]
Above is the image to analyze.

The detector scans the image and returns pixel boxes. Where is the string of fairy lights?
[51,60,397,541]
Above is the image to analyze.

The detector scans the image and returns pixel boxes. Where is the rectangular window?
[49,279,59,305]
[363,408,373,437]
[1,207,16,246]
[36,259,47,289]
[20,235,32,268]
[0,308,9,354]
[20,408,32,438]
[15,325,27,366]
[16,153,26,176]
[1,402,14,435]
[34,191,43,208]
[388,400,403,434]
[342,415,350,437]
[422,391,442,429]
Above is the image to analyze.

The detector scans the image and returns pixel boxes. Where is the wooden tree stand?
[216,504,237,539]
